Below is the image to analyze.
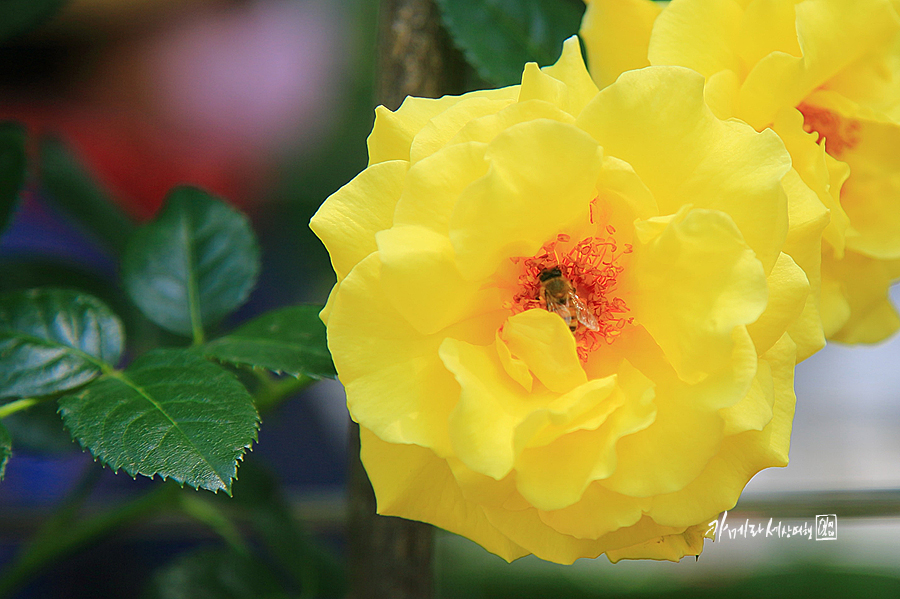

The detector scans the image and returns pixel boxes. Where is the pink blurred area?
[1,0,346,219]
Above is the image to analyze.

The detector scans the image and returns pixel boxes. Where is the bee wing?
[569,292,599,332]
[544,290,574,328]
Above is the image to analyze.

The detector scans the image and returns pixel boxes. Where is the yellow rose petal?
[310,160,407,281]
[499,309,586,394]
[580,0,660,89]
[647,334,796,527]
[599,380,724,497]
[409,97,512,165]
[449,119,603,280]
[377,224,497,335]
[825,249,900,343]
[631,207,767,384]
[538,482,650,540]
[648,0,743,79]
[579,66,790,273]
[360,427,530,562]
[606,522,710,563]
[739,0,900,128]
[440,337,545,480]
[393,141,489,234]
[368,87,520,165]
[329,254,457,455]
[540,36,601,116]
[746,252,809,356]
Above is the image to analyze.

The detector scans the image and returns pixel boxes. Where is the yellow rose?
[582,0,900,343]
[311,38,820,563]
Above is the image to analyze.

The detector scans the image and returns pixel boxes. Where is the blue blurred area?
[0,196,117,275]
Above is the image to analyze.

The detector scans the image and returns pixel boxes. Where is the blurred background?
[1,0,900,597]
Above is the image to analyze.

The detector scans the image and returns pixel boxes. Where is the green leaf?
[0,422,10,481]
[0,0,67,43]
[0,288,124,400]
[122,187,260,339]
[58,349,260,494]
[204,305,336,379]
[0,122,27,235]
[435,0,585,86]
[39,137,135,255]
[144,547,289,599]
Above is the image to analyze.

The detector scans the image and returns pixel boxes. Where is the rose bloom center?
[505,228,634,361]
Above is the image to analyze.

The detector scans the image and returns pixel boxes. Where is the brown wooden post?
[347,1,466,598]
[375,0,467,111]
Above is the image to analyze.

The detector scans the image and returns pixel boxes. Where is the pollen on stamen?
[797,102,860,158]
[505,231,634,361]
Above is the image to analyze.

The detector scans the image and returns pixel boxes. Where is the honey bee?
[538,267,599,332]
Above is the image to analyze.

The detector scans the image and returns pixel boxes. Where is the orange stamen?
[506,231,633,361]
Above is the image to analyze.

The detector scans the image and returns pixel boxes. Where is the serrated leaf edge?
[63,370,260,494]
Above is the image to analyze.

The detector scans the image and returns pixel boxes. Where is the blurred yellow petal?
[580,0,660,88]
[746,252,809,356]
[606,522,711,563]
[804,90,900,260]
[772,105,850,256]
[825,249,900,343]
[739,0,900,128]
[820,262,853,339]
[648,0,743,79]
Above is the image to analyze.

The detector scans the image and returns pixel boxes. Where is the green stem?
[177,493,249,555]
[0,398,43,419]
[0,365,120,420]
[0,483,178,599]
